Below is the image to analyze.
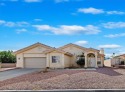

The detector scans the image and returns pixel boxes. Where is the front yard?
[0,68,125,90]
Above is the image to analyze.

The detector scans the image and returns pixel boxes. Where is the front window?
[97,61,101,64]
[52,56,60,63]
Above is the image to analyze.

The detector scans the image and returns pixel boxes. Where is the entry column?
[84,53,87,68]
[95,52,98,68]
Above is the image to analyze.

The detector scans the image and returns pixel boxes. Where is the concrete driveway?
[0,68,41,81]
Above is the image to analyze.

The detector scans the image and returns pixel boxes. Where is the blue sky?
[0,0,125,57]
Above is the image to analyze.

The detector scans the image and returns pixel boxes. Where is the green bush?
[76,57,85,67]
[0,51,16,63]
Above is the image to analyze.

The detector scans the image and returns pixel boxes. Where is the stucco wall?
[97,56,104,67]
[64,55,71,67]
[16,46,48,68]
[1,63,16,68]
[23,53,46,57]
[111,58,124,66]
[62,46,104,68]
[62,46,85,55]
[24,46,47,53]
[104,59,111,67]
[16,53,24,68]
[62,46,85,67]
[47,51,64,68]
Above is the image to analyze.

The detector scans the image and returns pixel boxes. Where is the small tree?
[76,53,85,67]
[0,51,16,63]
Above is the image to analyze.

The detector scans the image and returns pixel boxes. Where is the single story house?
[14,42,105,68]
[111,54,125,66]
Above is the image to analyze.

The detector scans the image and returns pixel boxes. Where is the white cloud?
[78,7,104,14]
[0,20,29,27]
[107,11,125,15]
[103,22,125,29]
[77,7,125,15]
[98,44,121,49]
[55,0,69,3]
[0,20,6,24]
[24,0,42,3]
[16,29,27,34]
[33,24,100,35]
[74,40,88,46]
[104,33,125,38]
[4,22,15,27]
[34,25,52,30]
[17,21,29,27]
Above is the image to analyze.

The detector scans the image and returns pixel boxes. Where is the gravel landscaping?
[0,68,125,90]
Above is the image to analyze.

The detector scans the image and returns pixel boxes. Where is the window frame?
[52,56,60,63]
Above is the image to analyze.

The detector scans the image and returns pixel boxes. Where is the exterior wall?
[62,46,86,55]
[97,57,101,67]
[104,59,111,67]
[24,46,47,53]
[62,46,103,68]
[101,56,104,67]
[64,55,71,68]
[16,53,24,68]
[23,53,46,57]
[1,63,16,68]
[16,46,48,68]
[62,46,86,67]
[111,56,125,66]
[111,58,116,66]
[97,56,104,67]
[47,51,64,68]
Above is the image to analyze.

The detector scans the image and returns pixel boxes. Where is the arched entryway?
[87,53,96,67]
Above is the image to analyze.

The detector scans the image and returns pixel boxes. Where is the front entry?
[87,53,96,67]
[90,58,96,67]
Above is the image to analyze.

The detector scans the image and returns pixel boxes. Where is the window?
[52,56,60,63]
[97,61,101,64]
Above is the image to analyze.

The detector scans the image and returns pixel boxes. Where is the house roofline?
[14,42,53,55]
[114,54,125,58]
[43,48,73,56]
[58,43,99,52]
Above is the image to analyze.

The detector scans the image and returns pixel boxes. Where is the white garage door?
[24,57,46,68]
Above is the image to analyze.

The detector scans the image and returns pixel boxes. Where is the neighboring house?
[14,42,105,68]
[111,54,125,66]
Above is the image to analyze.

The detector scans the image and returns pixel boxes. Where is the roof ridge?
[14,42,53,54]
[58,43,88,49]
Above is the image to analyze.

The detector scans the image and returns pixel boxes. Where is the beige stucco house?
[14,42,105,68]
[111,54,125,66]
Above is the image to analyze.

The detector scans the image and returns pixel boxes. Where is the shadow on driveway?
[96,67,122,76]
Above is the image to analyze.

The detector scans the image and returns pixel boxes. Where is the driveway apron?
[0,68,41,81]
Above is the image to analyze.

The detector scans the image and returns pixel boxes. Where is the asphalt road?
[0,68,41,81]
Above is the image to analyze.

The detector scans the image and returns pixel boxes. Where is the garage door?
[24,57,46,68]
